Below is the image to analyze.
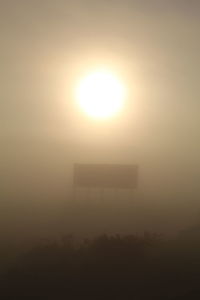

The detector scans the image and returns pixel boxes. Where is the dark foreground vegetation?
[1,232,200,299]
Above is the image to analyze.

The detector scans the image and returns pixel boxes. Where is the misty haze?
[1,1,200,299]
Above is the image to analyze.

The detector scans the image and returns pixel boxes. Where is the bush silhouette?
[2,232,200,299]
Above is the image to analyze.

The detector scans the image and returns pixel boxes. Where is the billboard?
[74,164,138,189]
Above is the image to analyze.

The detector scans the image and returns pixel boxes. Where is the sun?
[75,69,126,119]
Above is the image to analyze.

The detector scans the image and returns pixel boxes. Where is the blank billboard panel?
[74,164,138,189]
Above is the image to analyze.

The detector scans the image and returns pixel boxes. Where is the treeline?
[1,232,200,299]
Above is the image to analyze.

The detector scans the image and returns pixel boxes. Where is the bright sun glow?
[75,69,126,119]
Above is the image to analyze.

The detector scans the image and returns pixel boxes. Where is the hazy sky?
[1,1,200,238]
[1,0,200,135]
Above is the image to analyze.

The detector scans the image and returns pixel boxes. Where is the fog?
[1,0,200,246]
